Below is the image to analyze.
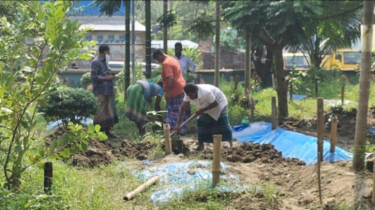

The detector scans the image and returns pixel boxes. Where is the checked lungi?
[197,106,232,143]
[125,84,148,125]
[166,93,187,133]
[93,95,119,130]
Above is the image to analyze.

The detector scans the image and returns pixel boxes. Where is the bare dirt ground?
[47,123,374,209]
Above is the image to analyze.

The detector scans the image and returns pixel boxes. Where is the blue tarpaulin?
[288,94,307,101]
[233,122,353,166]
[132,161,247,204]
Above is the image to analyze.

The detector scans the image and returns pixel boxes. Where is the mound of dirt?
[200,142,306,166]
[46,127,156,167]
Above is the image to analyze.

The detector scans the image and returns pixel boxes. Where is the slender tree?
[163,0,168,53]
[245,32,251,105]
[353,0,374,171]
[214,0,220,87]
[145,0,151,78]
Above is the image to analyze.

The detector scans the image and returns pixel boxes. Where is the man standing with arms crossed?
[91,44,119,138]
[153,49,187,134]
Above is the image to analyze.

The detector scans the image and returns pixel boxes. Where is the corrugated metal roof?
[69,16,145,31]
[151,40,198,49]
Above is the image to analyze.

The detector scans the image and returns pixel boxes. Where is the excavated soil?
[200,142,306,166]
[46,127,156,167]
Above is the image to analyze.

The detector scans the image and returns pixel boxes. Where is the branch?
[254,34,273,48]
[0,125,12,131]
[278,31,289,47]
[314,5,362,21]
[262,27,276,44]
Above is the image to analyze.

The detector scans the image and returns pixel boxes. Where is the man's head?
[99,44,110,61]
[153,50,165,63]
[184,83,198,100]
[174,42,182,57]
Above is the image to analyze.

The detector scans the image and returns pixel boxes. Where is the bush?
[40,87,98,125]
[80,72,92,89]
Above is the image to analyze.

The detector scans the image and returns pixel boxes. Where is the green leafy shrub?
[80,72,92,88]
[40,87,98,125]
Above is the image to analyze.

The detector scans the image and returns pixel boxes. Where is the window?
[97,35,103,42]
[85,35,92,41]
[335,53,342,62]
[285,56,309,68]
[120,35,126,41]
[343,52,360,65]
[108,35,115,41]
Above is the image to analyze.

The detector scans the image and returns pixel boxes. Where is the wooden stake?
[163,124,172,154]
[315,79,319,98]
[44,162,53,194]
[124,176,160,201]
[234,75,240,92]
[341,82,345,105]
[271,97,277,130]
[289,79,293,102]
[372,161,375,204]
[272,74,275,89]
[330,116,337,153]
[317,98,324,161]
[251,98,255,123]
[230,76,234,83]
[212,135,222,187]
[317,152,323,206]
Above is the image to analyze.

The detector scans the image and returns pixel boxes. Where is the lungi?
[94,95,119,130]
[125,84,148,124]
[166,93,187,133]
[197,106,232,143]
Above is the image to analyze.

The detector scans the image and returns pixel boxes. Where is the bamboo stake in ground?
[44,162,53,194]
[330,116,338,153]
[124,176,160,201]
[212,135,222,187]
[341,82,345,106]
[317,98,324,161]
[271,97,277,130]
[372,161,375,204]
[317,152,323,206]
[163,124,172,154]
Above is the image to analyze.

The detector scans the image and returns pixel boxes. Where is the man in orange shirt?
[153,50,187,133]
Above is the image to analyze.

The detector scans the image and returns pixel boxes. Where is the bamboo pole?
[341,82,345,105]
[272,74,275,89]
[212,135,222,187]
[317,98,324,161]
[271,96,277,130]
[289,79,293,102]
[330,116,337,153]
[234,75,240,92]
[372,161,375,204]
[163,124,172,154]
[124,176,160,201]
[317,152,323,206]
[44,162,53,194]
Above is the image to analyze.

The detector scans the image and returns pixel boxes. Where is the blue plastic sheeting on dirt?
[368,128,375,135]
[46,117,93,130]
[233,122,353,166]
[133,161,246,204]
[287,94,307,101]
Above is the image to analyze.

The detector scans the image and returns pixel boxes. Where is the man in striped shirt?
[125,80,163,136]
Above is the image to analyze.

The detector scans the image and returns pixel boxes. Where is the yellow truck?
[321,49,360,71]
[283,53,310,71]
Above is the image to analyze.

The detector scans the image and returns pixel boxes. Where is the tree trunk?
[253,47,273,88]
[145,0,151,78]
[245,32,251,105]
[125,1,131,100]
[163,0,168,53]
[214,0,220,87]
[131,0,135,84]
[353,0,374,171]
[273,47,289,117]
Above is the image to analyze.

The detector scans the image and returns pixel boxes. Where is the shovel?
[170,114,198,151]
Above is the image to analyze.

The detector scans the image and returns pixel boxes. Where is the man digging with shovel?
[175,84,233,150]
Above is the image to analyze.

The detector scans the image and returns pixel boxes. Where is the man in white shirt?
[175,84,233,150]
[173,42,196,75]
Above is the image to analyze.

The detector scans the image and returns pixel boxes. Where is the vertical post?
[163,0,168,53]
[44,162,53,193]
[212,135,222,187]
[234,75,239,92]
[317,152,323,206]
[145,0,151,79]
[199,74,205,84]
[214,0,221,87]
[131,0,136,84]
[163,124,172,154]
[315,79,319,98]
[330,116,338,153]
[271,96,277,130]
[373,161,375,204]
[271,74,275,89]
[230,76,234,83]
[341,82,345,105]
[317,98,324,161]
[125,1,131,100]
[251,98,255,123]
[289,78,293,102]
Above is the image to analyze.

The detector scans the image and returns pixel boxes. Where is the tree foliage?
[0,1,97,190]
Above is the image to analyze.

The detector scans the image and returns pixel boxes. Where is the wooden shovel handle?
[170,114,198,136]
